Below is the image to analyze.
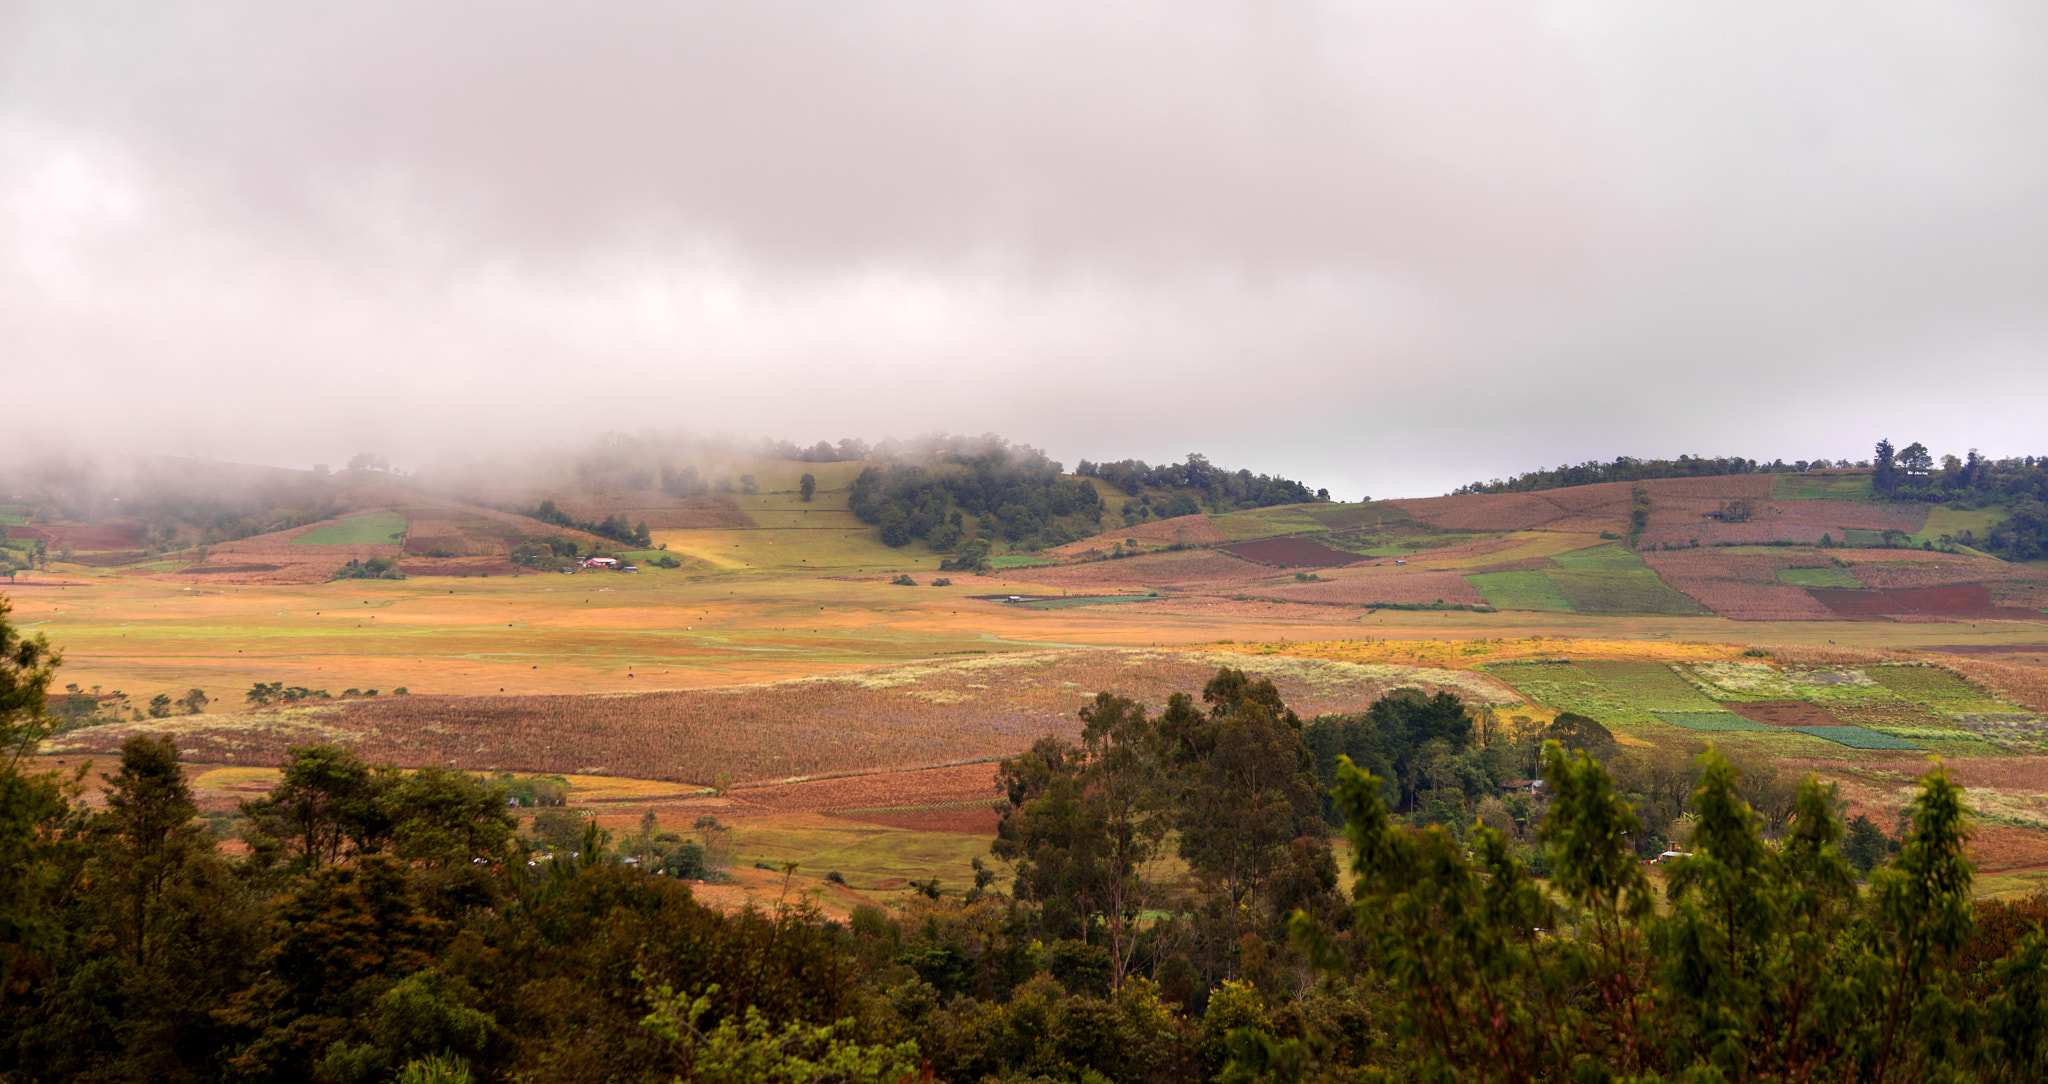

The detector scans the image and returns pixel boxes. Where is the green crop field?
[1772,474,1873,500]
[988,554,1056,570]
[1653,710,1777,732]
[1549,569,1709,615]
[1550,542,1647,571]
[291,510,408,545]
[1573,659,1722,711]
[1018,595,1165,610]
[1486,661,1642,721]
[1866,665,2020,712]
[1784,725,1924,750]
[1467,570,1576,612]
[1211,506,1330,541]
[1916,506,2001,548]
[1775,566,1862,589]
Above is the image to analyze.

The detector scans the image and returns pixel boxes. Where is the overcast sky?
[4,2,2044,498]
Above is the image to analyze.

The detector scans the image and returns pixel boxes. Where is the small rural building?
[581,557,618,569]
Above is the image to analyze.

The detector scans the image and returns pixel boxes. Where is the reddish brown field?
[1938,657,2048,714]
[736,762,1001,813]
[1641,549,1837,620]
[1812,584,2033,619]
[1047,514,1225,558]
[1028,550,1269,591]
[1639,476,1778,500]
[1727,700,1847,726]
[1391,492,1575,531]
[47,648,1490,784]
[1223,536,1364,567]
[1848,556,2048,595]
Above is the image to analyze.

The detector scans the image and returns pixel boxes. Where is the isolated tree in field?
[799,473,816,501]
[147,693,172,718]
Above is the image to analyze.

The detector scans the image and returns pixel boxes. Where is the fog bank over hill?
[5,4,2046,498]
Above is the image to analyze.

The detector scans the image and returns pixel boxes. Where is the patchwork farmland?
[11,457,2048,901]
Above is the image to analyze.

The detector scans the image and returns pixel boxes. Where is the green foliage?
[1655,710,1778,732]
[849,445,1103,549]
[799,473,817,501]
[333,556,406,580]
[526,499,653,548]
[640,980,921,1083]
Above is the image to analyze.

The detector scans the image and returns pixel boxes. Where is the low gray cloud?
[4,2,2044,496]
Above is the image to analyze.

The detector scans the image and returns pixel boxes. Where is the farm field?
[291,510,408,545]
[13,462,2048,903]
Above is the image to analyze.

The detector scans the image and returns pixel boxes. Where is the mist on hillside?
[6,5,2047,499]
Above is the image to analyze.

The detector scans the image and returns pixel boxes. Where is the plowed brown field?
[1727,700,1847,726]
[1223,537,1363,567]
[1813,584,2031,619]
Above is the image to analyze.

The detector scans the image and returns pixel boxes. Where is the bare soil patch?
[1223,537,1364,568]
[737,763,1002,814]
[1812,584,2032,619]
[48,649,1497,785]
[1392,492,1571,532]
[1726,700,1847,726]
[1028,550,1267,592]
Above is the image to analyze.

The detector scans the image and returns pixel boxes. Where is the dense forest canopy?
[1075,454,1324,508]
[1453,454,1858,495]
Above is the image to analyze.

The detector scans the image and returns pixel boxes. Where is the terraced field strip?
[1468,570,1576,612]
[1211,507,1332,541]
[1771,474,1873,500]
[292,511,408,546]
[1426,531,1599,569]
[1573,659,1722,711]
[1548,569,1710,616]
[1784,725,1924,750]
[1776,566,1863,589]
[1550,542,1648,571]
[1653,710,1779,732]
[1018,595,1166,610]
[1867,664,2023,713]
[1488,660,1644,721]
